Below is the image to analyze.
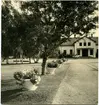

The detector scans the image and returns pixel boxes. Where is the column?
[93,48,96,58]
[80,49,82,56]
[88,49,90,57]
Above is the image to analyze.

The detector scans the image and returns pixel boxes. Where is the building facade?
[59,36,98,58]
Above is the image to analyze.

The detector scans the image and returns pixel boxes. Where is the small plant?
[56,59,63,64]
[23,71,33,79]
[47,61,58,68]
[61,58,66,62]
[14,71,23,81]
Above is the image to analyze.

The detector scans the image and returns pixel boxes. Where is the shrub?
[47,61,58,68]
[14,71,23,81]
[58,54,63,59]
[66,54,73,58]
[23,71,33,79]
[61,58,66,62]
[56,59,63,64]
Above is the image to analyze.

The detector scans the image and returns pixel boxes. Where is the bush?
[56,59,63,64]
[66,54,73,58]
[14,71,25,85]
[14,71,23,81]
[58,54,63,59]
[47,61,58,68]
[61,58,66,62]
[23,71,33,79]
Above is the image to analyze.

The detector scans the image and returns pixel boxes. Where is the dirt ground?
[52,59,98,104]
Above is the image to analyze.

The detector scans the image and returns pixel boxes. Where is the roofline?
[73,36,96,44]
[60,45,74,46]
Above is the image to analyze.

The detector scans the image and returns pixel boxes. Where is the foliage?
[47,61,58,68]
[14,71,24,81]
[2,1,13,59]
[13,69,40,85]
[56,59,63,64]
[2,1,98,74]
[23,70,34,79]
[61,58,66,62]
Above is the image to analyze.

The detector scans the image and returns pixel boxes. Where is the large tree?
[19,1,98,75]
[2,1,98,73]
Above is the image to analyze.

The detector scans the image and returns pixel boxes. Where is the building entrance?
[82,49,88,57]
[96,49,98,58]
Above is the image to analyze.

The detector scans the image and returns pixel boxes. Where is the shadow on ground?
[1,88,24,103]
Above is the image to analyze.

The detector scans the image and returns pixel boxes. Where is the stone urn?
[23,79,38,91]
[46,67,56,75]
[23,76,41,91]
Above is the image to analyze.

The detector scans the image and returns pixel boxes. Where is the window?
[77,50,80,55]
[88,42,91,46]
[63,50,66,55]
[70,50,73,55]
[84,42,86,46]
[79,43,82,46]
[90,49,93,55]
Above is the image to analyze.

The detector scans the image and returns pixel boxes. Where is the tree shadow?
[1,88,24,103]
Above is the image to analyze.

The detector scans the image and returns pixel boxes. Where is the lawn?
[1,62,69,105]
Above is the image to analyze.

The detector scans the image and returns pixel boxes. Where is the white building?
[59,36,98,58]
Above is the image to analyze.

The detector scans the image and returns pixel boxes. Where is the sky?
[11,0,99,37]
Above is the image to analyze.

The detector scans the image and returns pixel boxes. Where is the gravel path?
[52,59,98,104]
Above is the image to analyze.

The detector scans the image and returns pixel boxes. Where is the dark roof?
[61,37,98,46]
[89,37,98,45]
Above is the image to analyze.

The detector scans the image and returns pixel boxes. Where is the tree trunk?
[2,58,5,62]
[16,57,17,64]
[29,57,31,64]
[33,58,36,63]
[21,58,23,64]
[41,56,47,75]
[20,53,23,64]
[6,58,9,64]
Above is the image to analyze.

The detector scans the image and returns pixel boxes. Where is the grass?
[1,62,69,105]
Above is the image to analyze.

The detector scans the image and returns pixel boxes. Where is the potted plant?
[13,69,41,91]
[46,61,58,75]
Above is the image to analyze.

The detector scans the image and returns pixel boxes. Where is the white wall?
[59,46,74,55]
[74,37,96,57]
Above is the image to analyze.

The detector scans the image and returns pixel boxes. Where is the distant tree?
[2,1,28,64]
[2,1,15,64]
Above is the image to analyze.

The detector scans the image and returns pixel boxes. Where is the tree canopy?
[2,1,98,73]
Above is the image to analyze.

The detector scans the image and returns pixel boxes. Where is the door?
[82,49,88,57]
[96,49,98,58]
